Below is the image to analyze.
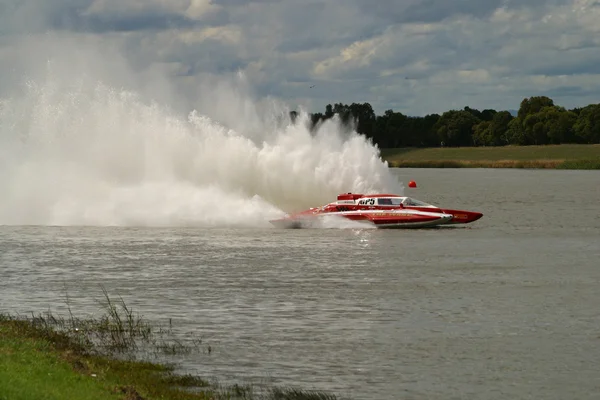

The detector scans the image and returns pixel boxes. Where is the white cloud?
[185,0,221,19]
[1,0,600,116]
[177,25,242,45]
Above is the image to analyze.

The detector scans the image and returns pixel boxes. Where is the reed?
[11,286,203,359]
[556,159,600,169]
[269,387,340,400]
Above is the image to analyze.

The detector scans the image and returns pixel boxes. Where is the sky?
[1,0,600,116]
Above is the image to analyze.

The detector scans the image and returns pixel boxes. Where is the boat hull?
[269,192,482,229]
[405,207,484,224]
[270,210,453,229]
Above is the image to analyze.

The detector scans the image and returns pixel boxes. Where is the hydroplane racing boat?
[269,193,483,229]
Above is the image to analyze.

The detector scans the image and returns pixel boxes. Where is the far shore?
[380,144,600,169]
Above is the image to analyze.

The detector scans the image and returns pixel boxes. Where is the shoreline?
[380,144,600,169]
[385,159,600,169]
[0,292,343,400]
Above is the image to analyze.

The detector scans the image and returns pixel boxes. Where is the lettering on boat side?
[382,213,411,217]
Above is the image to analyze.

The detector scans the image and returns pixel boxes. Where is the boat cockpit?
[357,197,435,207]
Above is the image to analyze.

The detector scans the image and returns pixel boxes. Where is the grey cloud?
[353,0,573,27]
[529,53,600,77]
[0,0,88,34]
[1,0,600,117]
[354,0,504,24]
[222,0,386,56]
[545,85,600,97]
[0,0,227,35]
[211,0,282,5]
[71,13,200,33]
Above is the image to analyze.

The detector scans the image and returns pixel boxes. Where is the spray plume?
[0,51,402,228]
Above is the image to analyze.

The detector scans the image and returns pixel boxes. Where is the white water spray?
[0,72,403,227]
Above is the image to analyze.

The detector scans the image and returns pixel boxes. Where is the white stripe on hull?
[271,209,453,229]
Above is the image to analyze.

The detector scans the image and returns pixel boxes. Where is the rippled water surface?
[2,168,600,400]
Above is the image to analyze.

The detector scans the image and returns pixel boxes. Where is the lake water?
[1,168,599,400]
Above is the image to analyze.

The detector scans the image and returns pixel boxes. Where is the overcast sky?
[1,0,600,116]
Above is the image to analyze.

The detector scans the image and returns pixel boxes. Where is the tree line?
[290,96,600,147]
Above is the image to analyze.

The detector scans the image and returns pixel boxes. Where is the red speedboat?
[270,193,483,229]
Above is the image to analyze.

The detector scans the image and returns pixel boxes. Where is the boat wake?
[0,71,402,228]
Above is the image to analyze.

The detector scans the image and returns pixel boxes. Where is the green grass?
[380,144,600,169]
[0,322,122,400]
[0,313,213,400]
[0,288,345,400]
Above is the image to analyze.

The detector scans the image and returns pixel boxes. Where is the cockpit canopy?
[357,197,434,207]
[336,194,435,208]
[375,197,403,205]
[399,197,433,207]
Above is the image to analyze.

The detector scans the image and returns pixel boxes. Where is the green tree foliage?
[434,110,481,146]
[373,110,407,148]
[300,96,598,148]
[517,96,555,119]
[507,97,578,145]
[573,104,600,143]
[464,106,497,121]
[472,110,514,146]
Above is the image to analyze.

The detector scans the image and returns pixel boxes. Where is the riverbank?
[0,291,341,400]
[0,316,207,400]
[380,144,600,169]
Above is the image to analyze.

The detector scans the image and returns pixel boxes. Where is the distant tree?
[573,104,600,143]
[434,110,481,146]
[513,106,577,145]
[420,114,442,146]
[472,121,492,146]
[491,111,514,145]
[480,108,498,121]
[506,97,574,145]
[310,112,325,128]
[464,106,496,121]
[325,104,334,119]
[464,106,482,120]
[349,102,376,139]
[472,110,514,146]
[570,107,583,115]
[517,96,555,119]
[374,110,407,147]
[506,117,527,145]
[541,107,577,144]
[295,94,597,147]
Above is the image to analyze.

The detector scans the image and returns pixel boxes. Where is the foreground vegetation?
[0,289,342,400]
[295,96,600,149]
[380,144,600,169]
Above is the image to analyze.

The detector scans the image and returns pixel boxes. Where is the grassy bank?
[380,144,600,169]
[0,316,208,400]
[0,290,341,400]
